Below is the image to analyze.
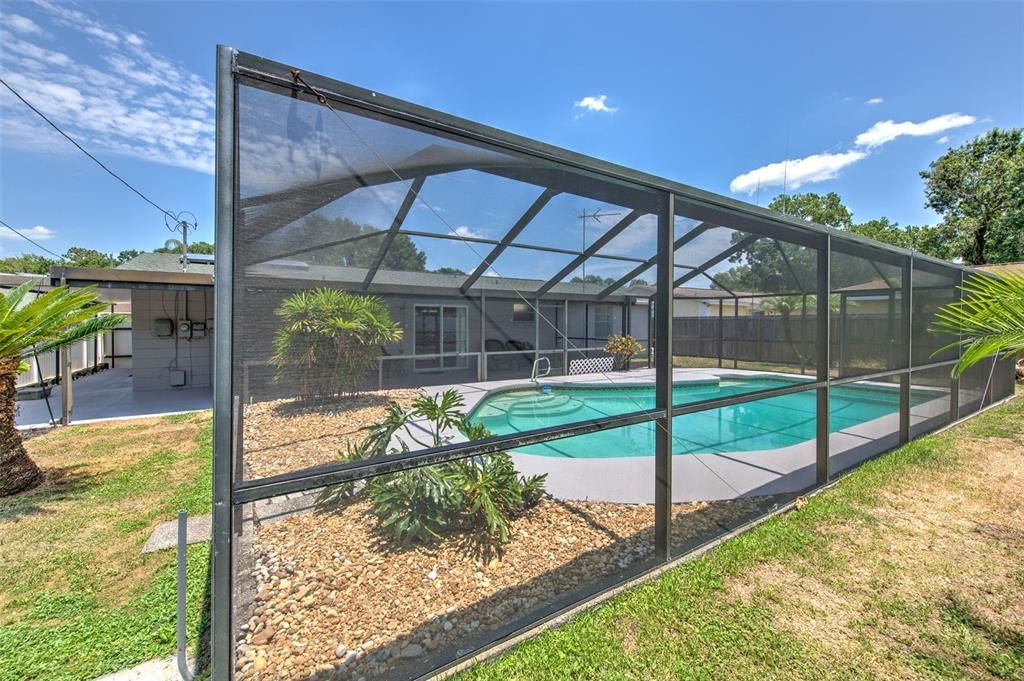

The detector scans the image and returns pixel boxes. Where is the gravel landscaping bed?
[243,390,421,479]
[234,494,782,680]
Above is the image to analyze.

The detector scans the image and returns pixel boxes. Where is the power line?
[0,76,179,223]
[0,218,65,260]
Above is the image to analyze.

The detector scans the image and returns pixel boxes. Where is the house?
[51,252,648,396]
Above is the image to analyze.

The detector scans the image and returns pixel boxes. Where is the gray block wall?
[131,288,214,391]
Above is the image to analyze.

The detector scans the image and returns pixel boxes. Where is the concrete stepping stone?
[142,514,211,553]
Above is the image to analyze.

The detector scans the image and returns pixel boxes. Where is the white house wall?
[131,289,214,391]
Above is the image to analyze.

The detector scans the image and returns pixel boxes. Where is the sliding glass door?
[414,305,468,370]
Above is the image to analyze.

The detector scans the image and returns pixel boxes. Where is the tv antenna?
[577,208,621,286]
[165,210,199,272]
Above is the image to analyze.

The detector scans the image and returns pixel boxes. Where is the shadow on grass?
[0,464,96,522]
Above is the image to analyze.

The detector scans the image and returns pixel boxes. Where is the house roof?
[118,252,215,276]
[977,261,1024,277]
[53,252,637,301]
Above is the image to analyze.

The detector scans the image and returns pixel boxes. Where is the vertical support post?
[837,292,848,378]
[717,299,724,368]
[732,298,739,369]
[533,297,540,366]
[800,294,809,375]
[654,192,675,562]
[60,345,72,425]
[211,44,236,681]
[815,234,831,486]
[899,255,912,444]
[951,269,962,420]
[479,291,487,381]
[647,295,653,369]
[563,299,570,375]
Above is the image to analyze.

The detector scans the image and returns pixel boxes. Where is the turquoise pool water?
[468,376,931,458]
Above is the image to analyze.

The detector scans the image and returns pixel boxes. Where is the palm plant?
[1,282,127,496]
[931,272,1024,377]
[269,288,403,398]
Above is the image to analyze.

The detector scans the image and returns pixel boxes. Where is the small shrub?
[269,288,402,399]
[328,389,547,543]
[604,334,645,371]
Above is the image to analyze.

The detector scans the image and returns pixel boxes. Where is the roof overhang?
[50,265,214,291]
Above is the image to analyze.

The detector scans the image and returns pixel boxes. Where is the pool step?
[506,392,586,421]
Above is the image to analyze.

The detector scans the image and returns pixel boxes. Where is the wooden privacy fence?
[672,314,951,374]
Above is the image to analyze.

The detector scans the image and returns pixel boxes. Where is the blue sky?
[1,0,1022,277]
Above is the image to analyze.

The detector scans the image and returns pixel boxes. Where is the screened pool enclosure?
[210,47,1016,680]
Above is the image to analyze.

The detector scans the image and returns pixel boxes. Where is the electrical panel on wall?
[153,318,173,337]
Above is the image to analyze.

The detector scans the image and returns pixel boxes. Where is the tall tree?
[0,254,57,275]
[1,283,126,496]
[769,192,854,229]
[155,240,216,255]
[921,128,1024,265]
[299,215,427,271]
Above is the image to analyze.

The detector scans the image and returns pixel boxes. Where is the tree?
[0,254,57,275]
[769,192,854,229]
[155,240,215,255]
[298,215,427,271]
[921,128,1024,265]
[434,267,466,275]
[1,283,126,496]
[570,274,616,286]
[629,278,650,287]
[116,249,142,264]
[61,247,118,269]
[931,272,1024,377]
[269,288,403,399]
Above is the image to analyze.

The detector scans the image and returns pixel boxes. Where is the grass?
[461,392,1024,681]
[0,411,213,681]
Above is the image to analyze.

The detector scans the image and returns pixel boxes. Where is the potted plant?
[604,334,644,372]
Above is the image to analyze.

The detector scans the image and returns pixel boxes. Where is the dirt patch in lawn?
[242,390,421,479]
[235,494,783,680]
[728,434,1024,678]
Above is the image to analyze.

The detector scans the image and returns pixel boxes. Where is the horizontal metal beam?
[398,229,649,263]
[596,221,714,299]
[534,209,646,298]
[233,405,663,503]
[674,235,759,288]
[460,188,558,293]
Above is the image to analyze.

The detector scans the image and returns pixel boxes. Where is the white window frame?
[413,304,469,371]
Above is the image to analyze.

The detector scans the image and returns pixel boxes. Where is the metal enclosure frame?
[211,45,1013,681]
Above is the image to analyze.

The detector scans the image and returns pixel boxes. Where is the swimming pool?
[469,376,931,459]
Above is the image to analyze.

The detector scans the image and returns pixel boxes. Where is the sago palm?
[931,272,1024,377]
[0,282,127,496]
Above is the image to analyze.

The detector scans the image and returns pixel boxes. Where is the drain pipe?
[176,510,194,681]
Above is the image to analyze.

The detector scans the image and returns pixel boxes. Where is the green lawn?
[0,412,212,681]
[461,394,1024,681]
[2,394,1021,681]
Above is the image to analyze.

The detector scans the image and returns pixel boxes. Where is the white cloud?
[452,225,485,239]
[573,94,617,117]
[5,14,43,35]
[865,97,884,105]
[937,136,950,145]
[0,224,56,241]
[729,150,868,195]
[0,2,214,174]
[854,113,975,148]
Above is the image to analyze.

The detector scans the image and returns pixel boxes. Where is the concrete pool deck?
[411,368,953,504]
